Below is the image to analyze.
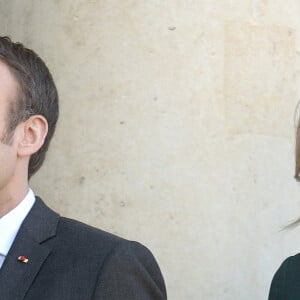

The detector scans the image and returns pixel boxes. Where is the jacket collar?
[0,197,60,300]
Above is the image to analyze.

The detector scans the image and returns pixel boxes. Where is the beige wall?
[1,1,300,299]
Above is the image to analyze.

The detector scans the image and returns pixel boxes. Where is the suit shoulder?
[56,217,161,269]
[269,254,300,300]
[290,252,300,262]
[54,217,164,277]
[56,216,125,251]
[284,253,300,274]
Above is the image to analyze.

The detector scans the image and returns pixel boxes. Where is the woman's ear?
[17,115,48,157]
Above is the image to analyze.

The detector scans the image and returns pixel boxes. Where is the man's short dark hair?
[0,36,59,178]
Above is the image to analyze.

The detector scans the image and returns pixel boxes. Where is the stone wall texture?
[1,1,300,299]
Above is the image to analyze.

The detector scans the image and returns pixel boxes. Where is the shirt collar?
[0,189,35,256]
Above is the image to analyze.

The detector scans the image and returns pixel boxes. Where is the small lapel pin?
[18,256,29,263]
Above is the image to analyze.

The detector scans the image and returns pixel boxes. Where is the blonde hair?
[295,101,300,181]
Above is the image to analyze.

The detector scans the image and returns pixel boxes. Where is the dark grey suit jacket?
[268,254,300,300]
[0,197,167,299]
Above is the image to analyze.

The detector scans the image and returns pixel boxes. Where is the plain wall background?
[1,1,300,299]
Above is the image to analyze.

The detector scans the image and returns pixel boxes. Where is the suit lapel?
[0,197,60,300]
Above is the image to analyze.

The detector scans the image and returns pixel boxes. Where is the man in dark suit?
[0,36,167,299]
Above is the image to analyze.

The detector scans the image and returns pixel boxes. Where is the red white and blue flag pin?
[18,256,29,263]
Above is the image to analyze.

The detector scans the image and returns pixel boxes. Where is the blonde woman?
[268,116,300,299]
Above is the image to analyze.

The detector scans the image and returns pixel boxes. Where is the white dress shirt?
[0,189,35,268]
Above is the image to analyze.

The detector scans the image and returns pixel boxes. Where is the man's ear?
[17,115,48,157]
